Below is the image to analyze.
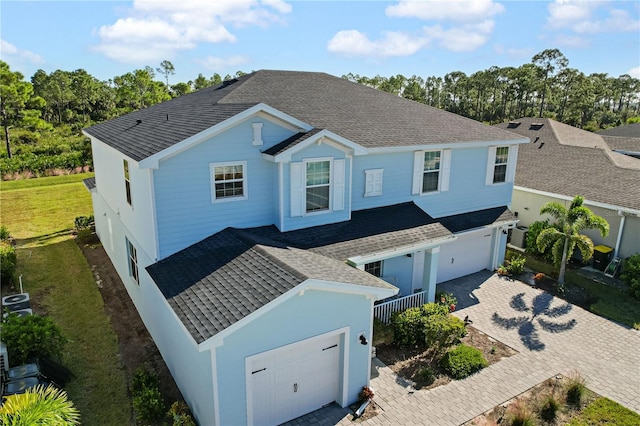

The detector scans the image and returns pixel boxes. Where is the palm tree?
[537,195,609,286]
[0,385,80,425]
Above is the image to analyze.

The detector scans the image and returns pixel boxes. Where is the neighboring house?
[494,118,640,261]
[83,70,528,425]
[597,123,640,159]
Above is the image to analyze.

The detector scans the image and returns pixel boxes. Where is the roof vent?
[529,123,544,130]
[136,119,142,125]
[219,78,238,89]
[507,121,521,128]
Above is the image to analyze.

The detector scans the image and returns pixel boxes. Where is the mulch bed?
[376,326,517,390]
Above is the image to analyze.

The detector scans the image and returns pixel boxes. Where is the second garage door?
[248,333,341,425]
[437,229,493,283]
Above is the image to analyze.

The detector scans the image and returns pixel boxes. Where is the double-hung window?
[210,161,247,202]
[305,160,331,212]
[485,145,517,185]
[123,159,132,206]
[412,149,451,195]
[126,237,139,285]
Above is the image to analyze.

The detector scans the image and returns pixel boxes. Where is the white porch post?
[422,247,440,303]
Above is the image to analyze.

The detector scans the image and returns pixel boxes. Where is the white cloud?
[0,39,45,65]
[327,30,429,58]
[493,44,533,60]
[547,0,640,34]
[628,66,640,79]
[552,34,589,48]
[423,20,495,52]
[386,0,505,22]
[196,55,250,70]
[92,0,291,63]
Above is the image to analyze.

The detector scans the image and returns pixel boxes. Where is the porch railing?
[373,291,429,324]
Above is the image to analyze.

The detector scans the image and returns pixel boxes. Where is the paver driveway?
[285,270,640,425]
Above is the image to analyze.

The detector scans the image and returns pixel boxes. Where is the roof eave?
[272,129,368,163]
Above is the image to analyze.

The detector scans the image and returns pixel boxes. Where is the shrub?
[436,291,457,312]
[525,220,551,254]
[1,314,67,365]
[0,225,10,240]
[440,344,488,379]
[133,386,166,425]
[418,366,435,384]
[0,241,17,286]
[506,253,526,275]
[358,386,374,402]
[74,215,95,231]
[620,254,640,300]
[539,393,560,421]
[391,306,424,346]
[131,367,166,425]
[372,317,394,346]
[168,401,195,426]
[566,372,586,405]
[422,312,466,353]
[506,398,536,426]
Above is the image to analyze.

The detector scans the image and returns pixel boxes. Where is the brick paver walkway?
[285,270,640,425]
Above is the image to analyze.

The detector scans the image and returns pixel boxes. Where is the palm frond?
[574,235,595,261]
[540,202,567,221]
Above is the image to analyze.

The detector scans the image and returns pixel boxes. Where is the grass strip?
[567,397,640,425]
[0,173,94,191]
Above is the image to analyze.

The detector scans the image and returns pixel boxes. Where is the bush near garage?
[391,303,465,350]
[440,344,488,379]
[0,314,68,365]
[620,253,640,300]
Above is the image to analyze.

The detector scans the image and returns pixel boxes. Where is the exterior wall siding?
[512,189,640,259]
[381,255,414,296]
[214,289,372,426]
[91,140,157,260]
[153,120,294,258]
[351,147,514,218]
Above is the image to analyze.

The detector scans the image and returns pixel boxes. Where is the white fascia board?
[271,129,368,163]
[514,186,640,217]
[139,103,313,169]
[197,277,395,352]
[347,234,457,266]
[83,133,140,165]
[366,137,530,155]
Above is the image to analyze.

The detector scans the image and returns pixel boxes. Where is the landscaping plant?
[0,238,17,286]
[167,401,196,426]
[440,344,488,379]
[566,372,587,406]
[131,367,166,425]
[506,253,527,275]
[0,384,80,425]
[391,303,465,349]
[506,398,536,426]
[539,393,560,421]
[0,313,67,365]
[620,253,640,300]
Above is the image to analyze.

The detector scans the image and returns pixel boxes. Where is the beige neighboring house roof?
[493,118,640,212]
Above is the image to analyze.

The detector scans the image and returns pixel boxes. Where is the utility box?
[593,245,613,271]
[510,226,528,249]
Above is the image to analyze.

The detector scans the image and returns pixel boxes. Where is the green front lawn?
[568,397,640,425]
[1,175,130,425]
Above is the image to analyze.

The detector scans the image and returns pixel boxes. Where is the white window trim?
[126,237,139,285]
[485,145,517,186]
[364,169,383,197]
[123,159,132,207]
[210,161,248,203]
[303,157,333,215]
[412,149,451,195]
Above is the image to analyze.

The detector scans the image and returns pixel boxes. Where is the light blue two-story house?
[83,70,528,425]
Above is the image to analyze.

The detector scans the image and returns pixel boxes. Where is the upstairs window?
[306,160,331,213]
[412,149,451,195]
[422,151,441,193]
[493,147,509,183]
[364,261,383,278]
[126,237,139,285]
[123,159,132,205]
[485,145,517,185]
[210,162,247,202]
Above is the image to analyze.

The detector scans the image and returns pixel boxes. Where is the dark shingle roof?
[85,70,526,161]
[438,206,516,233]
[82,177,96,191]
[596,123,640,138]
[262,128,323,156]
[601,135,640,155]
[494,118,640,211]
[146,202,515,343]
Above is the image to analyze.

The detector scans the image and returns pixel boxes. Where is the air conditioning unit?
[0,342,8,373]
[2,293,30,312]
[510,226,528,249]
[3,308,32,319]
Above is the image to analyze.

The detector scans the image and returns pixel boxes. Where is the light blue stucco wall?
[382,255,414,296]
[214,289,372,426]
[351,147,513,218]
[153,119,295,258]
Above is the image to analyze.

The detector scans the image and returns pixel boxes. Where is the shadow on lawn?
[492,292,577,351]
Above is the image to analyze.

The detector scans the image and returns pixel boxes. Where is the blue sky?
[2,0,639,84]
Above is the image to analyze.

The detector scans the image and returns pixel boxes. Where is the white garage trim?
[245,327,350,425]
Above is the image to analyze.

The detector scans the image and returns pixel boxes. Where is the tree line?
[1,48,639,160]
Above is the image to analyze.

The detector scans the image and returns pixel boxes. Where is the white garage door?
[437,229,493,283]
[248,333,341,425]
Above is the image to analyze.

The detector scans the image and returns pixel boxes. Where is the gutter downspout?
[614,212,626,258]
